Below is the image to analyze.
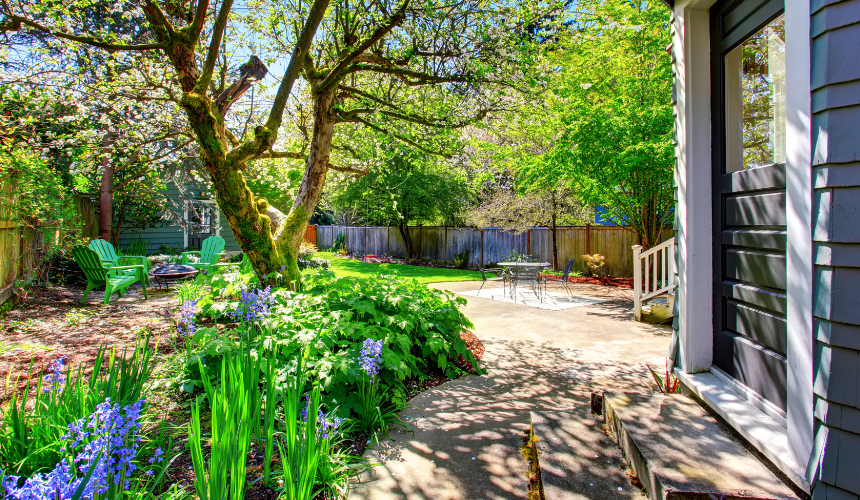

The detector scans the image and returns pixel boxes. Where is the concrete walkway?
[349,281,672,500]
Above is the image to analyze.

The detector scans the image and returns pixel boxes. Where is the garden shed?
[114,181,242,254]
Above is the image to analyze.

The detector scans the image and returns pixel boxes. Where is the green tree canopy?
[495,0,674,249]
[330,147,474,257]
[1,0,546,287]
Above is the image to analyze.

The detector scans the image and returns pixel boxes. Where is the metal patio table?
[497,261,551,302]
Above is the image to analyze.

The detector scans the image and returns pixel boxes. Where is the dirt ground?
[0,283,176,402]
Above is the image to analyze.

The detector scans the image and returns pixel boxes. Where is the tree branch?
[344,64,476,86]
[252,151,305,160]
[317,0,411,90]
[351,115,452,158]
[338,105,489,129]
[194,0,235,94]
[0,14,164,52]
[214,55,268,116]
[328,163,369,176]
[263,0,332,132]
[189,0,210,40]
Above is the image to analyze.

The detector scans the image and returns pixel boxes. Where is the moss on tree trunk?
[180,88,336,290]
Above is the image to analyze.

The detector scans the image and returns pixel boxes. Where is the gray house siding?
[114,182,242,254]
[810,0,860,498]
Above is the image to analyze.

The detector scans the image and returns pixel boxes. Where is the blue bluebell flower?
[42,355,67,394]
[176,299,198,336]
[359,338,384,380]
[229,286,277,324]
[4,399,146,499]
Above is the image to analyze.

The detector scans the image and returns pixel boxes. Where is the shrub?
[299,242,318,260]
[581,253,606,276]
[175,280,207,304]
[180,269,480,418]
[157,243,182,255]
[298,256,330,270]
[332,232,346,252]
[453,250,470,269]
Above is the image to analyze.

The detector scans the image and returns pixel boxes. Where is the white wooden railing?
[632,237,676,321]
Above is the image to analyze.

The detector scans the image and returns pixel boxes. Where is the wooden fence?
[0,179,35,305]
[315,225,672,277]
[0,185,98,305]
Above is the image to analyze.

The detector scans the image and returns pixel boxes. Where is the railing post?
[632,245,642,321]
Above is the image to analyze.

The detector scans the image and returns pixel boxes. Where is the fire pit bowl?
[151,264,199,290]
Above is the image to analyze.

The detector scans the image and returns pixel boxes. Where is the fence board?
[314,225,671,276]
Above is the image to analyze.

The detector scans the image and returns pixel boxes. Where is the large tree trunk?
[188,88,337,289]
[97,134,115,241]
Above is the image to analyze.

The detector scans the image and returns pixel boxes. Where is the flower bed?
[1,267,483,499]
[540,273,634,289]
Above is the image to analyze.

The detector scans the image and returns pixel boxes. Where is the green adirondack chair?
[88,239,150,286]
[72,245,148,305]
[181,235,228,272]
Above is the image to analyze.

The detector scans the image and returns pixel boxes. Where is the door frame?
[183,199,221,249]
[709,0,787,415]
[672,0,814,484]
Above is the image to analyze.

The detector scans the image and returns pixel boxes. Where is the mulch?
[542,274,633,289]
[0,284,175,403]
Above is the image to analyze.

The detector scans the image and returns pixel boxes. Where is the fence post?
[527,228,531,256]
[480,229,484,268]
[586,223,591,255]
[632,245,642,321]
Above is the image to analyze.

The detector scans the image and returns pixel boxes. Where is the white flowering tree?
[0,0,543,287]
[0,11,198,243]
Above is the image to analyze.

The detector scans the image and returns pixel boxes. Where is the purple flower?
[148,447,164,464]
[316,411,342,439]
[5,399,146,499]
[229,286,277,324]
[176,299,198,336]
[42,356,67,394]
[359,339,384,380]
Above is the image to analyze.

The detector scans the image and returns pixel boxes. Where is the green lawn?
[311,252,485,283]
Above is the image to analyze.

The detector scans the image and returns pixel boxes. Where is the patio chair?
[510,264,543,302]
[89,239,150,286]
[543,258,574,295]
[478,268,507,295]
[181,235,228,273]
[73,245,148,305]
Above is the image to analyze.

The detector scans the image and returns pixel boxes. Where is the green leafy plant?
[347,339,411,443]
[64,308,96,327]
[175,280,207,304]
[124,234,150,257]
[646,360,681,394]
[183,269,479,417]
[453,250,470,269]
[277,356,325,500]
[189,340,262,500]
[332,232,346,253]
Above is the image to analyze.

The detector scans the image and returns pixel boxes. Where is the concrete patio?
[349,281,673,500]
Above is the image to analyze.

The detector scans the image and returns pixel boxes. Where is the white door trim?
[673,0,816,482]
[783,0,814,477]
[673,0,715,373]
